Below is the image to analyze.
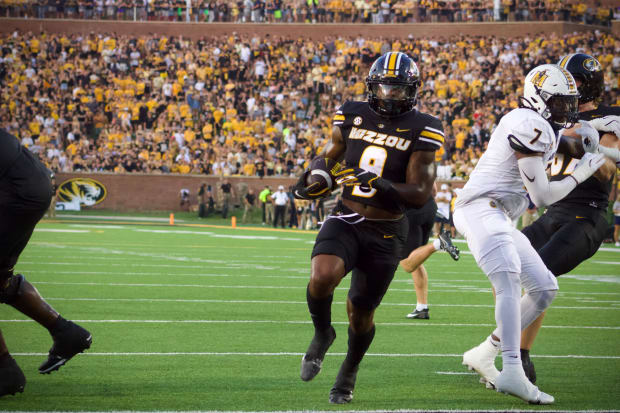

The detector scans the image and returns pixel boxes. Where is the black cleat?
[438,231,460,261]
[329,361,358,404]
[39,317,92,374]
[406,308,429,319]
[521,350,537,384]
[300,326,336,381]
[0,354,26,397]
[329,387,353,404]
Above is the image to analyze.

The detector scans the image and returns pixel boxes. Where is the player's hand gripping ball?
[306,157,343,194]
[294,157,347,200]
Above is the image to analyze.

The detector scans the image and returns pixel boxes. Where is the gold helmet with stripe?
[366,52,420,117]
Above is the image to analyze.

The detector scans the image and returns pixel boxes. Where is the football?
[305,156,341,197]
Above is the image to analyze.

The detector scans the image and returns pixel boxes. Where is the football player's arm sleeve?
[517,154,577,207]
[598,133,620,168]
[598,145,620,164]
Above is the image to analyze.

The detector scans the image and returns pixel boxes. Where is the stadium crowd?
[0,0,617,25]
[0,29,619,181]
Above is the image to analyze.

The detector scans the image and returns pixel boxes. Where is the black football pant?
[1,149,52,280]
[522,205,608,276]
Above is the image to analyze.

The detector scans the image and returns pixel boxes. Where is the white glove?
[587,115,620,138]
[571,153,606,184]
[575,121,599,153]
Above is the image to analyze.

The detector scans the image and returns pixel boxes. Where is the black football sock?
[520,348,530,361]
[344,325,376,368]
[48,315,69,335]
[307,285,333,332]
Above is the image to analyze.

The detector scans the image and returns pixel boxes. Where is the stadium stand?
[1,28,618,185]
[0,0,617,26]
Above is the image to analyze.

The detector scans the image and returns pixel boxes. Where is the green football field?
[1,215,619,412]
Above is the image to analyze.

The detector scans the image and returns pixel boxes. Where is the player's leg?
[301,218,357,382]
[329,296,376,404]
[519,211,605,382]
[401,243,436,273]
[329,217,405,404]
[330,259,398,404]
[0,329,26,397]
[406,265,429,319]
[400,218,432,318]
[1,155,92,374]
[491,229,556,403]
[453,203,506,386]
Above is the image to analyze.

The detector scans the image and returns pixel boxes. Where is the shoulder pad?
[505,110,553,155]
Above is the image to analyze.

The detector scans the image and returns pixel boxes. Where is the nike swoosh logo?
[396,128,410,132]
[522,171,535,182]
[384,234,394,238]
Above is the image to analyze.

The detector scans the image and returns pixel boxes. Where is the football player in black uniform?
[0,129,92,397]
[401,183,460,320]
[294,52,443,404]
[519,53,620,384]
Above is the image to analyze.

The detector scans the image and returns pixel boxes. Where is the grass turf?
[1,215,619,411]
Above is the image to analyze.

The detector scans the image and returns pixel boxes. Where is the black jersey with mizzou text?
[0,129,21,178]
[550,105,620,211]
[333,101,443,213]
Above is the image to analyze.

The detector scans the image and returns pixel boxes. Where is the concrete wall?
[0,18,607,40]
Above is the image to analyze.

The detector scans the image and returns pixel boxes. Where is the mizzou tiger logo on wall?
[57,178,106,210]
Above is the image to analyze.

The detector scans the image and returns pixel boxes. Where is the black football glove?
[334,166,392,193]
[293,170,330,200]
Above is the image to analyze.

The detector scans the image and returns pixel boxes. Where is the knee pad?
[528,289,557,312]
[0,273,25,304]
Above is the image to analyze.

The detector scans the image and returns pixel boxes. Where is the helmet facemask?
[541,92,579,129]
[367,81,418,117]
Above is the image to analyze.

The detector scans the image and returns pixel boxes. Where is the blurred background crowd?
[0,0,618,25]
[0,29,619,183]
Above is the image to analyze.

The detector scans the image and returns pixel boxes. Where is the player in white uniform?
[453,64,605,404]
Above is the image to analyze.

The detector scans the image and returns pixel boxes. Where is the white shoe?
[463,340,500,387]
[495,367,554,404]
[615,242,620,247]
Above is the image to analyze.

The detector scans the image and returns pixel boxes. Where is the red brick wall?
[0,18,608,40]
[55,172,465,212]
[55,172,298,211]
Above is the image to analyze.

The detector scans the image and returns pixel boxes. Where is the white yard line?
[2,318,618,330]
[10,351,620,360]
[36,296,620,310]
[3,409,620,413]
[28,280,620,297]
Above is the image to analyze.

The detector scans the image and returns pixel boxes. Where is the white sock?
[432,238,441,251]
[416,303,428,311]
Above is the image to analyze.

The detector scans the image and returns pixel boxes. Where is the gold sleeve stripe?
[333,115,345,121]
[420,130,445,143]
